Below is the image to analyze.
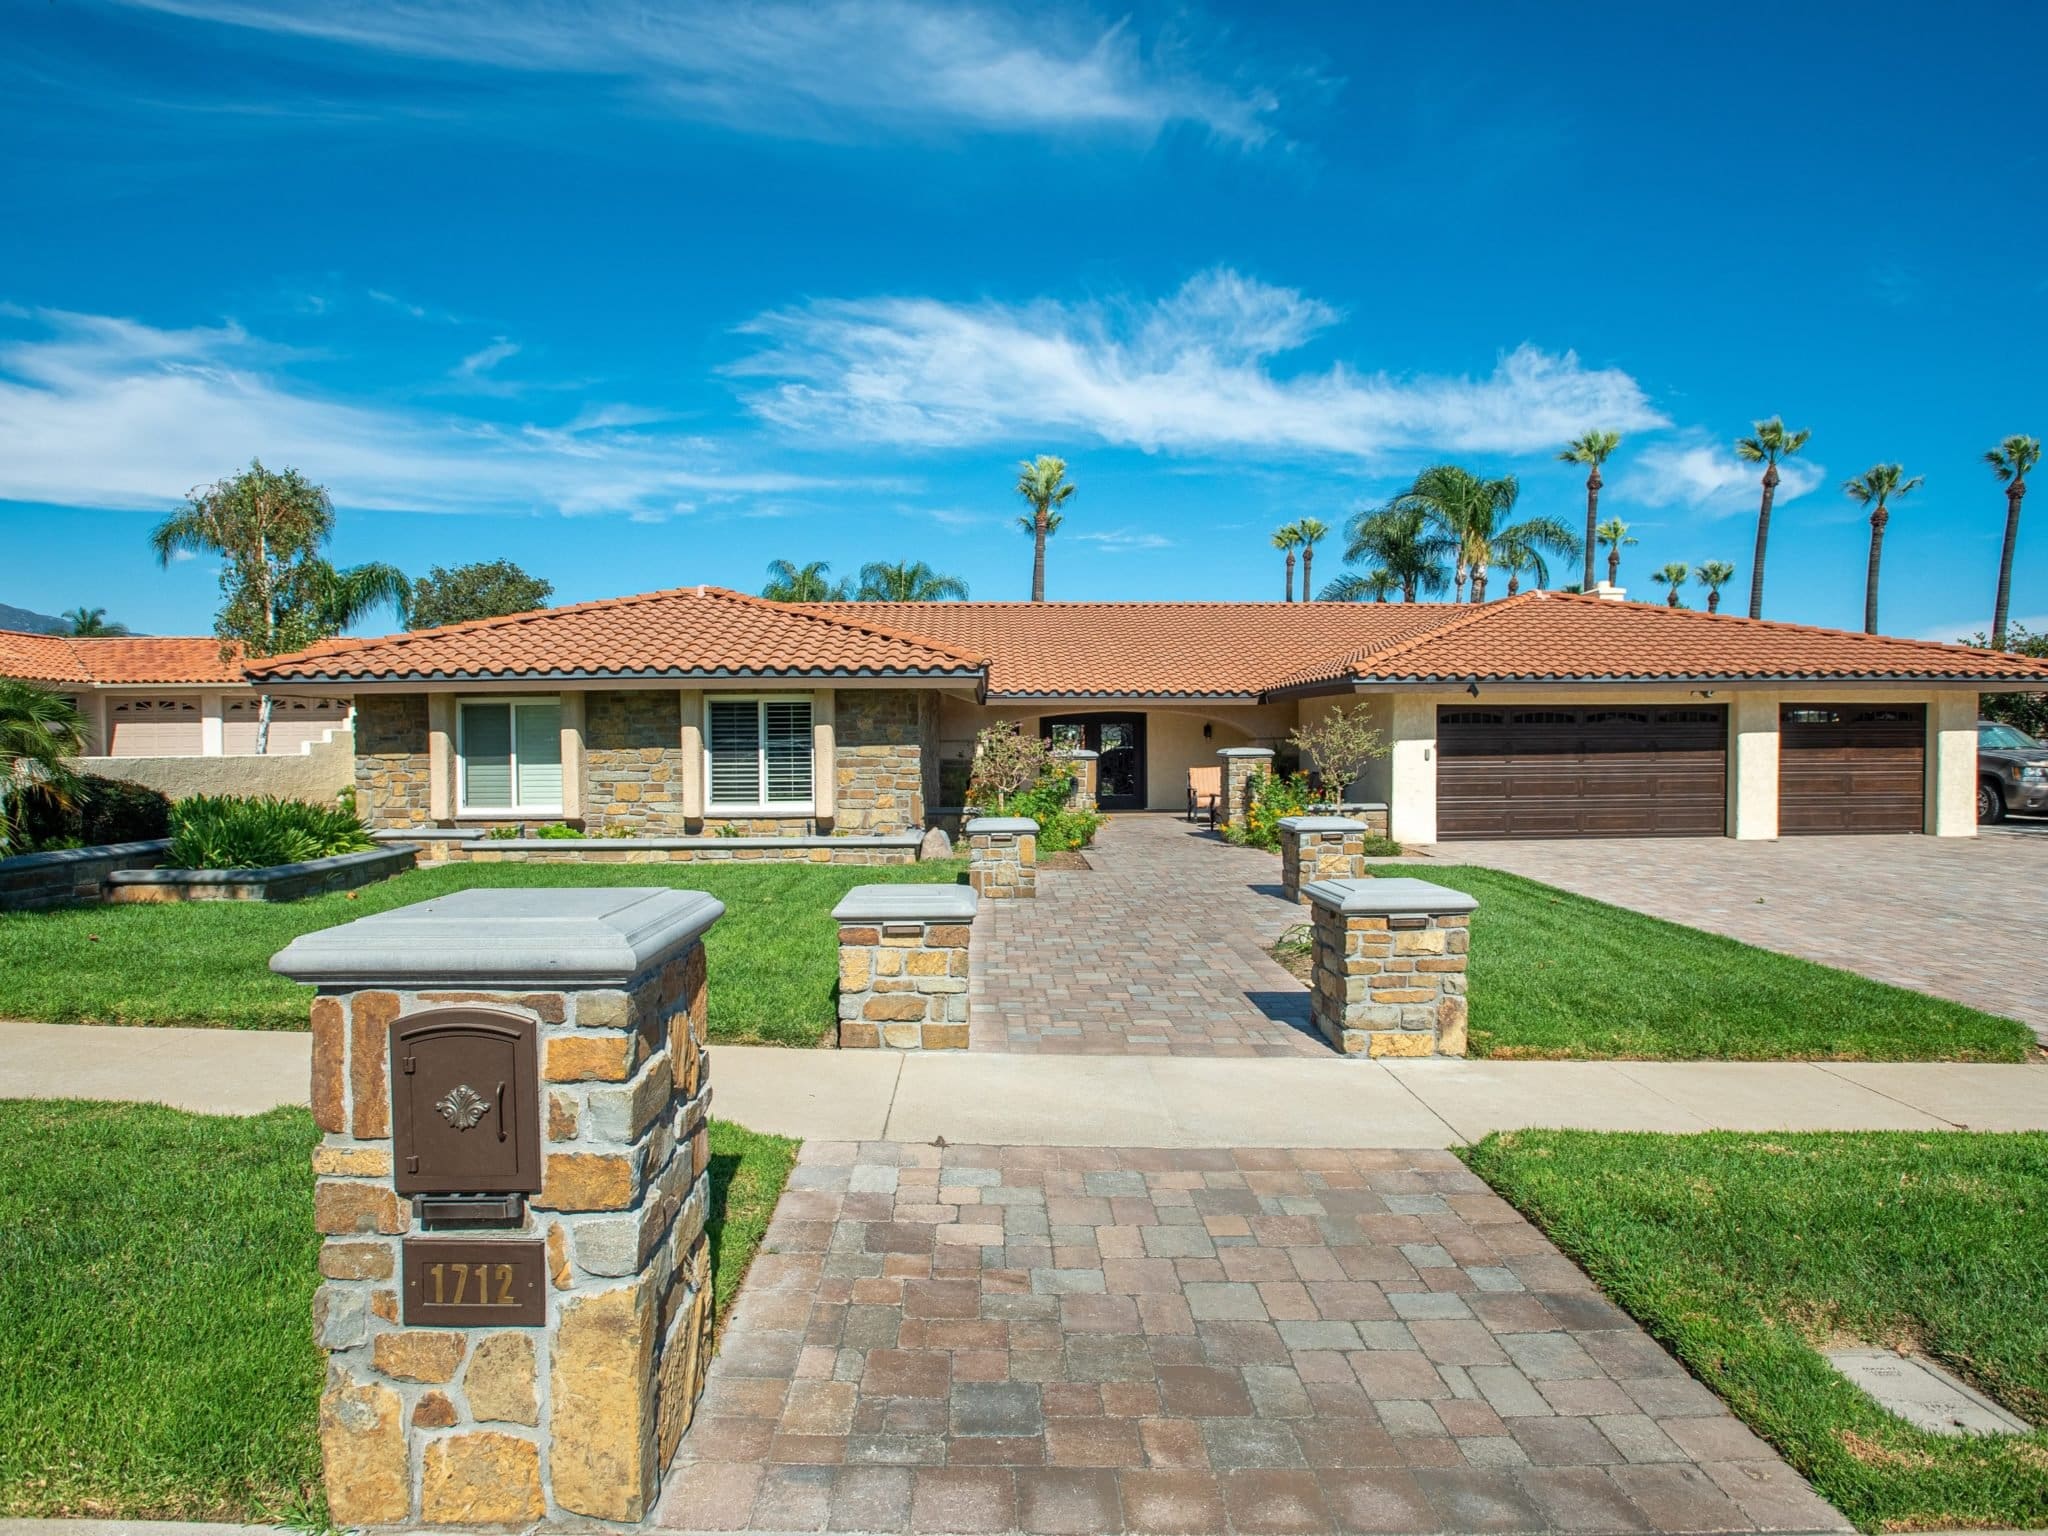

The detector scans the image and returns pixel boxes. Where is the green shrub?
[535,824,587,839]
[18,773,172,851]
[482,824,522,840]
[166,795,375,870]
[1223,769,1310,851]
[1008,770,1104,853]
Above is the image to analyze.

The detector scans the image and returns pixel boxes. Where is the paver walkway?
[1420,823,2048,1046]
[972,814,1324,1056]
[657,1142,1847,1535]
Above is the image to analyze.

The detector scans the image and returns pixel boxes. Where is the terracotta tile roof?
[1267,590,2048,691]
[248,586,987,683]
[0,629,246,686]
[824,602,1458,698]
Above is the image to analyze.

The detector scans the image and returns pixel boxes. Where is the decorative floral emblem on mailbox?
[434,1083,491,1131]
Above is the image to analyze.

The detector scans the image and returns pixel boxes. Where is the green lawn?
[1367,863,2033,1061]
[0,858,966,1047]
[0,1100,797,1522]
[1463,1130,2048,1534]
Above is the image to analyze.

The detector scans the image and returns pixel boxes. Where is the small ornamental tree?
[965,721,1055,813]
[1287,704,1388,805]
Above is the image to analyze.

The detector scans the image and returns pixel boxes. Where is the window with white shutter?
[706,696,814,812]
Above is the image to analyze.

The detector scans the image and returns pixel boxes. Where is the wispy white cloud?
[1075,527,1174,550]
[731,267,1666,459]
[1616,436,1824,518]
[0,308,856,518]
[455,337,519,378]
[1918,613,2048,645]
[116,0,1289,146]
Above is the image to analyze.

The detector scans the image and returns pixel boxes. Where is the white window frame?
[704,693,817,816]
[456,695,565,817]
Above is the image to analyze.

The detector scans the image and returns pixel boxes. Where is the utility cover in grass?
[1826,1348,2033,1437]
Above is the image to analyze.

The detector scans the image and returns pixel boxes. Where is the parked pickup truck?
[1978,719,2048,822]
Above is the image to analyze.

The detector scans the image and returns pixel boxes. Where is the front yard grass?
[0,858,966,1046]
[1367,863,2033,1061]
[0,1100,797,1522]
[1463,1130,2048,1533]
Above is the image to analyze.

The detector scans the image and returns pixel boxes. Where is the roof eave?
[245,665,989,686]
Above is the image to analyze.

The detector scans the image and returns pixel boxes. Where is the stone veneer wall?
[833,689,925,834]
[585,690,685,835]
[836,918,973,1048]
[1307,880,1472,1058]
[302,936,715,1525]
[435,838,917,866]
[355,695,431,830]
[0,839,172,911]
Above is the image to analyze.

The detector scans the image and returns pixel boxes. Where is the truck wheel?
[1978,780,2007,824]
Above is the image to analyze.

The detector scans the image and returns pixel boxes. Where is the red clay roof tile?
[0,630,246,686]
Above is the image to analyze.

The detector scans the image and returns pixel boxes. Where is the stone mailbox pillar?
[1055,749,1099,812]
[1217,746,1275,831]
[966,815,1037,898]
[1304,877,1476,1058]
[273,887,723,1528]
[835,883,979,1049]
[1278,815,1372,903]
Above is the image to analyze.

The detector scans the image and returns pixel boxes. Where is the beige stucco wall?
[71,727,355,805]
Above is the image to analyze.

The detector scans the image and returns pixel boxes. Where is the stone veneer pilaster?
[1217,746,1275,831]
[833,884,979,1049]
[1305,877,1476,1058]
[833,689,926,834]
[1277,816,1372,904]
[966,816,1037,898]
[1055,749,1099,812]
[355,694,431,829]
[273,888,722,1527]
[585,690,684,835]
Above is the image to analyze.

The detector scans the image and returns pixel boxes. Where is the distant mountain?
[0,603,73,635]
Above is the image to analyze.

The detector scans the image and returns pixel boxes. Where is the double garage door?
[1437,702,1927,839]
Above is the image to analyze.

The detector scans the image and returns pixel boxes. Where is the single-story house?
[245,584,2048,843]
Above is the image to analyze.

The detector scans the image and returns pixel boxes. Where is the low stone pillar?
[1056,749,1099,811]
[1218,746,1275,830]
[272,887,723,1528]
[1278,815,1372,903]
[966,816,1037,898]
[1305,877,1476,1058]
[834,884,978,1049]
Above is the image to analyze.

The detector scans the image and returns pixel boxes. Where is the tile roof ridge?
[1307,592,1543,681]
[715,589,987,665]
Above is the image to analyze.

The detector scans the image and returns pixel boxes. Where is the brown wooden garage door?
[1779,704,1924,834]
[1437,705,1728,839]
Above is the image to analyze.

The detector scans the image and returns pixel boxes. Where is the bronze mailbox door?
[390,1009,542,1195]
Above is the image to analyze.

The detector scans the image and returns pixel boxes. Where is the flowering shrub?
[1222,769,1311,851]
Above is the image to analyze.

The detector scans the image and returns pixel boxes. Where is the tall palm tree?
[1985,434,2040,650]
[1694,560,1736,613]
[1843,464,1923,634]
[761,559,851,602]
[1320,570,1400,603]
[1015,455,1076,603]
[306,560,411,633]
[1735,417,1813,619]
[1651,562,1691,607]
[1392,465,1578,603]
[1342,504,1452,603]
[1557,430,1622,592]
[62,607,129,637]
[1294,518,1329,600]
[0,680,86,854]
[855,560,969,601]
[1596,517,1637,588]
[1498,542,1552,596]
[1271,524,1303,601]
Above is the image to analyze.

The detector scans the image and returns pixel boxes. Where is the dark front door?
[1042,713,1147,811]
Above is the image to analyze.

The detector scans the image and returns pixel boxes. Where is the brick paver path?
[1426,823,2048,1046]
[972,814,1327,1057]
[657,1142,1847,1535]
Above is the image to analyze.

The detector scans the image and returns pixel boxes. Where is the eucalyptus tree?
[1271,524,1303,601]
[761,559,851,602]
[1015,455,1076,603]
[1843,464,1923,634]
[1694,560,1737,613]
[1985,434,2040,650]
[1595,517,1637,588]
[1651,562,1691,607]
[855,560,969,601]
[1557,430,1622,591]
[1735,417,1812,619]
[1341,503,1451,602]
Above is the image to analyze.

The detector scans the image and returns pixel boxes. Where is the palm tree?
[1342,504,1452,603]
[855,560,969,601]
[1271,524,1303,601]
[1985,434,2040,650]
[1694,560,1736,613]
[1498,542,1551,596]
[1596,518,1637,588]
[1843,464,1923,634]
[1735,417,1813,619]
[306,560,411,633]
[1391,465,1578,603]
[1294,518,1329,600]
[62,607,129,637]
[0,680,86,854]
[761,559,851,602]
[1320,570,1400,603]
[1557,430,1622,592]
[1015,455,1076,603]
[1651,562,1691,607]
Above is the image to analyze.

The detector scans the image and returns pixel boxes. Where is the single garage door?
[1779,704,1924,834]
[1437,705,1728,839]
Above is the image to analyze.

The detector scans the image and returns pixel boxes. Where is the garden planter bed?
[0,839,172,911]
[103,843,417,903]
[375,829,922,865]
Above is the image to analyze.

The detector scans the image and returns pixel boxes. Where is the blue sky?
[2,0,2042,641]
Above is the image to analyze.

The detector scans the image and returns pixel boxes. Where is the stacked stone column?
[1217,746,1275,830]
[1277,815,1373,903]
[274,887,722,1527]
[966,816,1037,898]
[835,884,979,1049]
[1304,877,1476,1057]
[1055,749,1099,812]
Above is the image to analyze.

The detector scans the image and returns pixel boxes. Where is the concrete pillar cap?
[1277,816,1368,833]
[1303,877,1478,917]
[833,884,979,923]
[965,816,1039,834]
[1217,747,1275,758]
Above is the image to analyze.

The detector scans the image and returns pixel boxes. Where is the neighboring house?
[246,584,2048,843]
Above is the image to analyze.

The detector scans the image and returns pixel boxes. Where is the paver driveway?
[1423,823,2048,1046]
[971,814,1324,1057]
[657,1142,1846,1535]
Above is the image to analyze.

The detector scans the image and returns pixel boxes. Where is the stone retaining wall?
[1306,877,1475,1058]
[383,831,922,865]
[966,816,1037,899]
[105,844,417,903]
[834,885,978,1049]
[0,838,171,911]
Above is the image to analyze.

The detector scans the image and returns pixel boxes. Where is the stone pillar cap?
[1053,748,1100,759]
[1303,877,1478,917]
[271,886,725,988]
[1216,746,1275,757]
[965,816,1039,834]
[833,884,980,923]
[1277,815,1368,833]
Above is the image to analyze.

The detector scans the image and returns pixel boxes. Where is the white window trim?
[456,695,565,817]
[704,692,818,816]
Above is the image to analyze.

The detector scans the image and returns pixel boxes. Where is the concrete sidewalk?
[4,1022,2041,1144]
